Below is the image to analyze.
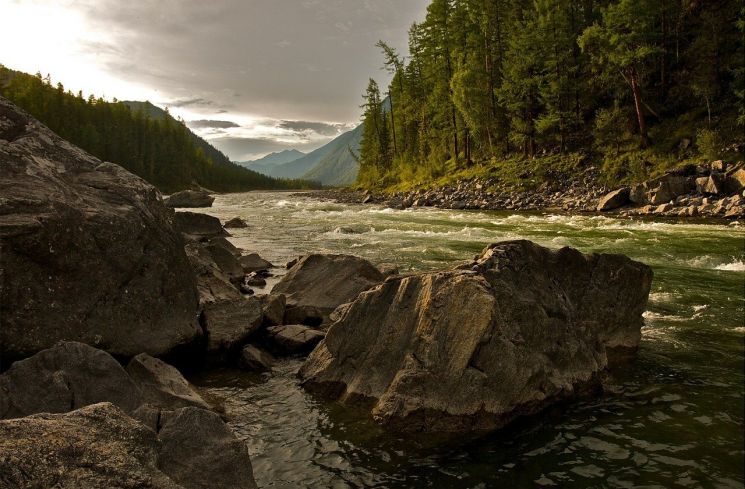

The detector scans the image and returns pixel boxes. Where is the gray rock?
[164,190,215,208]
[629,183,648,204]
[261,293,286,326]
[244,272,267,286]
[224,217,248,228]
[377,263,400,277]
[126,354,210,411]
[201,298,263,354]
[596,187,630,211]
[267,325,325,354]
[239,344,274,372]
[300,240,652,434]
[0,403,184,489]
[157,407,258,489]
[208,236,241,256]
[700,173,724,195]
[185,242,242,305]
[284,304,325,327]
[648,174,694,205]
[206,242,245,284]
[174,211,227,240]
[725,168,745,195]
[0,342,142,419]
[239,253,274,273]
[272,254,384,317]
[0,97,200,361]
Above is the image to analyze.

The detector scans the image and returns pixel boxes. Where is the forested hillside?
[358,0,744,189]
[0,67,317,193]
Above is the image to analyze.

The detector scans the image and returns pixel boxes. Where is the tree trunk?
[629,69,648,147]
[388,91,398,157]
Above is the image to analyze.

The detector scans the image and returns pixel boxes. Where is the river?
[189,191,744,489]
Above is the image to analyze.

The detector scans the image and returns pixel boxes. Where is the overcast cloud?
[1,0,429,160]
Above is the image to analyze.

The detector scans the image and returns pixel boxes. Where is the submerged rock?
[239,344,274,372]
[164,190,215,208]
[272,254,384,318]
[224,216,248,228]
[0,97,200,362]
[300,240,652,434]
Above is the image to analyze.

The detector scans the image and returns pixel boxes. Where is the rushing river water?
[190,191,744,489]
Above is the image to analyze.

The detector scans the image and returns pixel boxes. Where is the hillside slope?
[238,149,305,173]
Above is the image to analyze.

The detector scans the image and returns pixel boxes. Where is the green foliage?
[696,129,723,162]
[0,66,318,193]
[358,0,743,191]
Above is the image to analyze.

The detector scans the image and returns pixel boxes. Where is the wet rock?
[597,187,630,211]
[201,298,263,355]
[0,403,183,489]
[208,236,241,257]
[157,407,258,489]
[239,253,274,273]
[206,242,245,284]
[0,341,142,419]
[244,272,267,287]
[174,212,228,240]
[273,254,384,318]
[261,294,286,326]
[300,240,652,434]
[164,190,215,208]
[224,217,248,228]
[266,325,325,354]
[239,344,274,372]
[126,353,210,411]
[0,97,200,361]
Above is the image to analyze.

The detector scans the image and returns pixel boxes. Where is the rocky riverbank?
[0,96,655,487]
[308,160,745,221]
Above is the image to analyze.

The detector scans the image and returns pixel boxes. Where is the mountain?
[257,124,362,186]
[0,66,318,192]
[238,149,305,172]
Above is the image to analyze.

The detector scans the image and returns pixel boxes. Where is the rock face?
[0,342,142,419]
[157,407,258,489]
[0,97,200,362]
[300,240,652,433]
[164,190,215,208]
[0,403,184,489]
[0,402,258,489]
[273,254,384,318]
[126,354,210,411]
[597,187,630,211]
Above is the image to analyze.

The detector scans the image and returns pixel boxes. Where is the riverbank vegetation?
[357,0,744,192]
[0,66,319,193]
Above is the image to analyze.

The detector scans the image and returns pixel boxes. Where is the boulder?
[284,304,325,326]
[272,254,384,317]
[208,236,241,256]
[184,242,242,305]
[261,293,286,326]
[300,240,652,434]
[629,183,648,205]
[711,160,726,172]
[126,354,210,411]
[224,217,248,228]
[699,173,724,195]
[725,168,745,195]
[0,97,200,362]
[244,272,267,286]
[267,325,325,354]
[157,407,258,489]
[164,190,215,208]
[377,263,400,277]
[0,342,142,419]
[239,344,274,372]
[239,253,274,273]
[201,298,263,354]
[0,403,183,489]
[206,242,245,284]
[596,187,630,211]
[0,402,259,489]
[648,174,694,205]
[174,212,227,240]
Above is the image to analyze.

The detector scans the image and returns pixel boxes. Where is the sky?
[0,0,429,161]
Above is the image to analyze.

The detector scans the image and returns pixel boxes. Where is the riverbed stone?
[266,325,325,354]
[262,293,286,326]
[239,344,274,371]
[126,353,210,411]
[597,187,630,211]
[164,190,214,208]
[206,242,245,284]
[0,97,200,362]
[272,254,384,317]
[300,240,652,434]
[0,342,142,419]
[239,253,274,273]
[185,242,243,304]
[175,212,228,240]
[201,298,263,354]
[224,217,248,228]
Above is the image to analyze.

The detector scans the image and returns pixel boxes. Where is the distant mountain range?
[240,125,362,186]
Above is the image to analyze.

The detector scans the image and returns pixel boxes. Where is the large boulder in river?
[174,211,227,240]
[164,190,215,208]
[300,240,652,434]
[0,402,258,489]
[126,353,211,411]
[0,97,200,362]
[201,298,263,355]
[0,341,142,419]
[273,254,384,319]
[185,242,243,305]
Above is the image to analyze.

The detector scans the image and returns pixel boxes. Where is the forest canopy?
[358,0,744,189]
[0,66,319,193]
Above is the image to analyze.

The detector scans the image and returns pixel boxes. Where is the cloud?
[209,136,322,162]
[187,119,240,129]
[278,120,346,136]
[166,98,217,109]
